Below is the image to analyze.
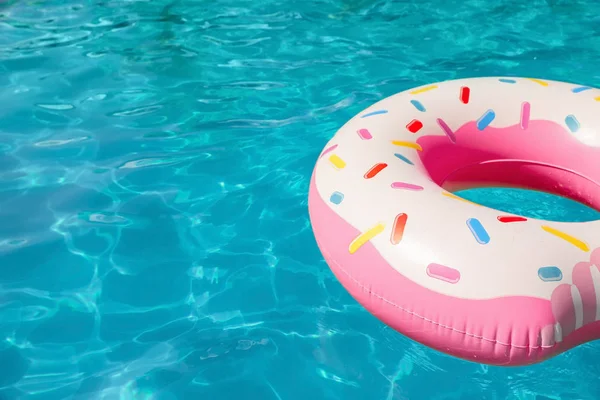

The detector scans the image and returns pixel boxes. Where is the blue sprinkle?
[410,100,426,112]
[394,153,414,165]
[361,110,388,118]
[329,191,344,205]
[572,86,592,93]
[565,115,580,132]
[538,266,563,282]
[466,218,490,244]
[498,78,517,84]
[476,109,496,130]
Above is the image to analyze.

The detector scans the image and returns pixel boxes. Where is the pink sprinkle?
[520,102,530,129]
[391,182,423,191]
[320,144,338,158]
[436,118,456,143]
[426,263,460,284]
[357,128,373,140]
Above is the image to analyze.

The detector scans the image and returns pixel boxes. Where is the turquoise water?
[457,188,600,222]
[2,0,600,399]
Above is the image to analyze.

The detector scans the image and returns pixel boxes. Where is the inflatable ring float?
[308,77,600,366]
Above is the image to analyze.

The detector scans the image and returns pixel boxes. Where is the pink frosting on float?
[415,119,600,210]
[309,172,600,365]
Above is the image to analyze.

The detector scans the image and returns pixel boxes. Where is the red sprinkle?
[364,163,388,179]
[391,213,408,245]
[497,216,528,223]
[460,86,470,104]
[406,119,423,133]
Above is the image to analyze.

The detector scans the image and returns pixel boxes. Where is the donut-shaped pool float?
[308,77,600,366]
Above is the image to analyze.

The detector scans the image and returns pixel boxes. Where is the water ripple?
[11,31,93,51]
[109,104,163,117]
[35,103,75,111]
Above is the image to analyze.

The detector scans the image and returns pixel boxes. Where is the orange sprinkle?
[390,213,408,245]
[364,163,388,179]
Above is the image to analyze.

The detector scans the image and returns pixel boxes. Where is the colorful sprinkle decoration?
[328,154,346,170]
[406,119,423,133]
[391,141,422,151]
[538,266,563,282]
[394,153,414,165]
[466,218,490,244]
[410,100,426,112]
[320,144,337,158]
[541,225,589,252]
[364,163,388,179]
[390,213,408,245]
[410,85,437,95]
[391,182,423,191]
[476,109,496,130]
[361,110,388,118]
[329,191,344,205]
[427,263,460,284]
[442,191,477,205]
[565,115,580,133]
[528,78,548,86]
[520,102,530,130]
[437,118,456,143]
[497,216,527,223]
[572,86,591,93]
[459,86,470,104]
[349,223,385,254]
[357,128,373,140]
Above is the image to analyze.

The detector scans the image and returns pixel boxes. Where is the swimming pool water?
[456,188,600,223]
[2,0,600,399]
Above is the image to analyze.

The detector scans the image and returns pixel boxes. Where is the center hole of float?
[438,161,600,223]
[453,186,600,223]
[415,117,600,222]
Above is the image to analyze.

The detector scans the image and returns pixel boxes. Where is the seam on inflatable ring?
[323,249,556,350]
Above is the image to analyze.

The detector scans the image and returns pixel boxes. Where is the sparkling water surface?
[2,0,600,399]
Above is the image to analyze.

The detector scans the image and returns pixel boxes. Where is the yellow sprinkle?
[527,78,549,87]
[441,191,479,205]
[410,85,438,95]
[391,141,422,151]
[541,225,589,252]
[328,154,346,170]
[349,223,385,254]
[595,96,600,101]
